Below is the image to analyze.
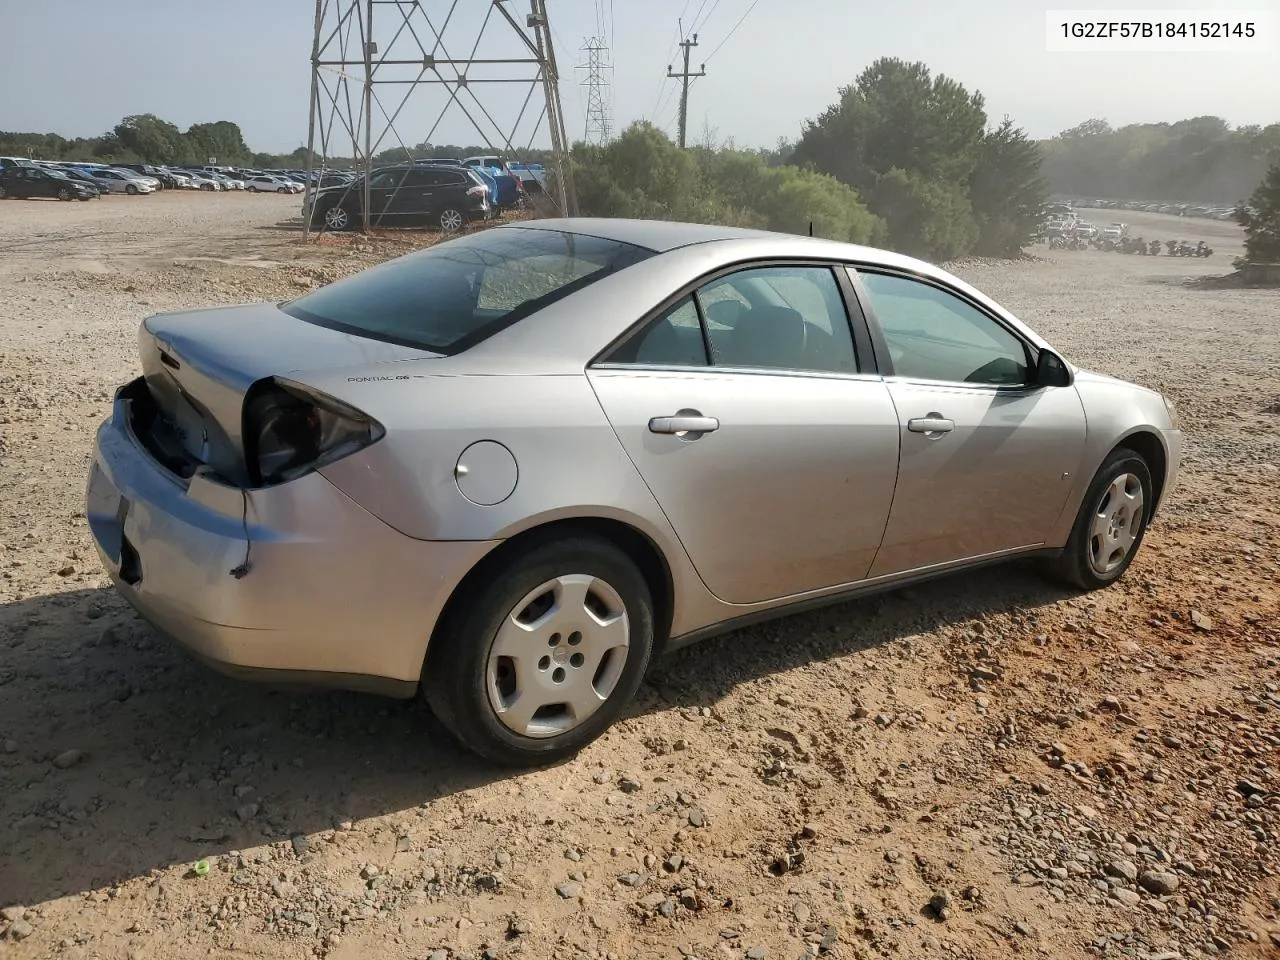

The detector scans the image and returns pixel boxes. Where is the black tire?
[247,185,257,193]
[277,186,288,194]
[0,185,7,199]
[1052,447,1153,590]
[126,184,139,195]
[57,187,72,201]
[422,535,655,767]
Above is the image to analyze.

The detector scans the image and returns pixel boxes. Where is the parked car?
[246,174,303,194]
[0,165,98,200]
[86,219,1182,766]
[119,164,179,189]
[417,158,502,210]
[179,169,222,191]
[308,163,489,231]
[461,155,520,207]
[56,166,106,194]
[507,161,547,197]
[80,167,157,194]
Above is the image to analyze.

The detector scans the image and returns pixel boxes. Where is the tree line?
[1041,117,1280,206]
[3,57,1277,263]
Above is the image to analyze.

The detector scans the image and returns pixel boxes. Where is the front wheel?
[277,186,288,194]
[58,187,72,201]
[422,535,655,766]
[125,184,139,195]
[1052,447,1153,590]
[438,207,465,232]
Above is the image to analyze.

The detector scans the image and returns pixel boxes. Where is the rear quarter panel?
[308,369,724,636]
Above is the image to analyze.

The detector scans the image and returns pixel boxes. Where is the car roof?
[510,218,925,268]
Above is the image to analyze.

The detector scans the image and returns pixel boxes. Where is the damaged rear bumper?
[86,381,497,693]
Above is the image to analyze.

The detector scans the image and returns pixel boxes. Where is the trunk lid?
[136,302,437,483]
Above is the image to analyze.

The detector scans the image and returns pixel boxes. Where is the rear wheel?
[0,185,7,199]
[439,207,465,232]
[321,204,353,231]
[1052,447,1153,590]
[422,535,655,766]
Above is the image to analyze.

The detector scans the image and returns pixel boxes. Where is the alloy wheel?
[1088,472,1145,575]
[440,208,464,232]
[486,574,630,739]
[323,206,350,231]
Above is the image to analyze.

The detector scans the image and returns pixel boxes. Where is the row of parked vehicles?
[0,156,311,200]
[0,154,551,231]
[1053,197,1242,221]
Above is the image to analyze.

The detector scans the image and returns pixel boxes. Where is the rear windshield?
[281,227,655,354]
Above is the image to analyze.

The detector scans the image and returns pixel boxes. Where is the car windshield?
[281,227,656,354]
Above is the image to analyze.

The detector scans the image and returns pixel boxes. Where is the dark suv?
[0,166,98,201]
[308,164,490,232]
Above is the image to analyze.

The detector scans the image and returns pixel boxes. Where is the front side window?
[855,270,1030,386]
[282,227,655,354]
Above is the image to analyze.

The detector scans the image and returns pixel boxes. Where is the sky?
[0,0,1276,155]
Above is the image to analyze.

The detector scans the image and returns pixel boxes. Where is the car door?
[400,167,443,224]
[587,263,901,605]
[365,168,409,224]
[848,267,1087,577]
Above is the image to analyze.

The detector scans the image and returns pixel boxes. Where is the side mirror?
[1035,348,1073,387]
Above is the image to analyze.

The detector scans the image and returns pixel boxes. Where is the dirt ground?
[1,191,1278,960]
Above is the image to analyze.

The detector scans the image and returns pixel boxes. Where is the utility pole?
[667,33,705,149]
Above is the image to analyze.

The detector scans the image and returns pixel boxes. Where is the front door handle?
[907,415,954,435]
[648,415,719,435]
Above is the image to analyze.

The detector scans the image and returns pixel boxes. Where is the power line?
[704,0,764,63]
[691,0,724,35]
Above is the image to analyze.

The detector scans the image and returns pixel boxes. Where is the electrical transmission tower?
[666,33,705,149]
[578,36,613,145]
[304,0,577,237]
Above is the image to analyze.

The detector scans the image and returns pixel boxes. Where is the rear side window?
[281,227,655,354]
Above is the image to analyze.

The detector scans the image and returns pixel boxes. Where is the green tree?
[792,58,987,195]
[183,121,251,165]
[791,58,988,259]
[112,114,184,163]
[1237,160,1280,263]
[869,168,977,261]
[969,118,1047,257]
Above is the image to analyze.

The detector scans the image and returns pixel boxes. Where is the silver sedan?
[86,220,1182,765]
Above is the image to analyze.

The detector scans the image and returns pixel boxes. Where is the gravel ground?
[1,192,1279,960]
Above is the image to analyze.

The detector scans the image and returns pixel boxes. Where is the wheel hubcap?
[324,207,348,229]
[441,209,463,231]
[1088,472,1145,575]
[486,574,629,739]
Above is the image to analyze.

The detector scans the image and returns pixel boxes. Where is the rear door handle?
[907,415,954,434]
[648,415,719,435]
